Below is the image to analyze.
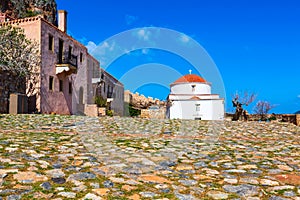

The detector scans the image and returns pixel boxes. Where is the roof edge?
[170,81,212,87]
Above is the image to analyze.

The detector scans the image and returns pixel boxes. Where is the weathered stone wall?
[248,114,282,121]
[226,113,300,126]
[141,108,166,119]
[83,104,98,117]
[0,71,26,113]
[124,90,166,110]
[296,114,300,126]
[77,104,106,117]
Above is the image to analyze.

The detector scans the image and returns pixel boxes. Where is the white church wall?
[169,101,184,119]
[171,83,211,95]
[211,99,225,120]
[168,94,220,100]
[170,99,224,120]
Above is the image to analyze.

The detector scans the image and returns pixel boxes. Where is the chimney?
[58,10,67,33]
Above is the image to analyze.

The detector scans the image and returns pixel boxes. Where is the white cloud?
[86,41,97,52]
[125,15,138,25]
[86,41,119,67]
[137,29,150,41]
[87,28,159,68]
[101,41,110,49]
[103,42,114,52]
[94,41,115,54]
[180,34,190,43]
[137,29,146,39]
[123,49,131,55]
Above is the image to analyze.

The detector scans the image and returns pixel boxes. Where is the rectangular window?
[196,104,200,112]
[58,39,64,63]
[80,52,83,63]
[68,46,72,59]
[69,82,72,94]
[49,76,54,91]
[59,80,63,92]
[48,34,54,51]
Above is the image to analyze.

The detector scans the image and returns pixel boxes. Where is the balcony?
[56,54,78,75]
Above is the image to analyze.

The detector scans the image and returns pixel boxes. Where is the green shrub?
[268,116,277,121]
[94,96,107,107]
[129,104,141,117]
[106,109,114,117]
[24,10,38,17]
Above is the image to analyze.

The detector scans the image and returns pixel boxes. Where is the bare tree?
[0,25,40,96]
[253,101,276,121]
[232,91,257,121]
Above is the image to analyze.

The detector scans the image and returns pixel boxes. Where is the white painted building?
[167,74,224,120]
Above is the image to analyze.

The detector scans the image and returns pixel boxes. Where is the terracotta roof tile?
[173,74,206,84]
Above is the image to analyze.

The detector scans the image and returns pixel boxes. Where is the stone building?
[167,74,224,120]
[92,69,124,116]
[0,10,124,115]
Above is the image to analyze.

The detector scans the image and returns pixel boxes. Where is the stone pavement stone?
[0,114,299,199]
[207,190,229,199]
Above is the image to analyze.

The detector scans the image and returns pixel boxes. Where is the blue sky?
[56,0,300,114]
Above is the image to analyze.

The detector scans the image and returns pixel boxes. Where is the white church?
[166,73,224,120]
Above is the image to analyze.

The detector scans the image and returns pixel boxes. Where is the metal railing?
[57,53,78,68]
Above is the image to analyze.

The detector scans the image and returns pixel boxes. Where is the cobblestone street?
[0,114,299,199]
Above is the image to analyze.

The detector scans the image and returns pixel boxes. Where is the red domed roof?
[173,74,207,84]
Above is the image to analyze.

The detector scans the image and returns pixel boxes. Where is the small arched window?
[191,84,196,92]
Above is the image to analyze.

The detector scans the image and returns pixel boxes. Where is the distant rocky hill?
[295,110,300,114]
[0,0,57,25]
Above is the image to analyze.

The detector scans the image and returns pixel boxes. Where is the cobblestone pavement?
[0,114,299,200]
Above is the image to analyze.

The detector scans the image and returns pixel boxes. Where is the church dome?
[173,74,206,84]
